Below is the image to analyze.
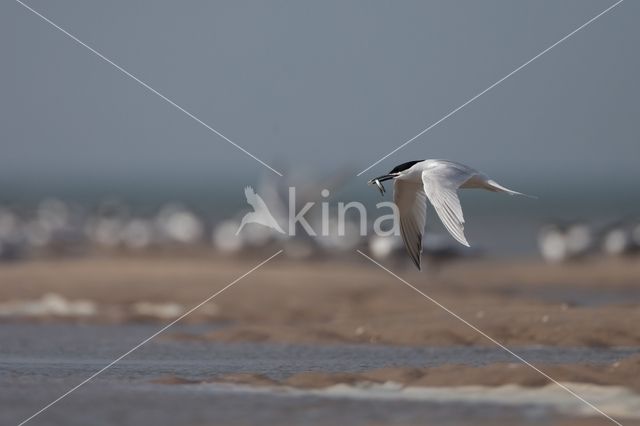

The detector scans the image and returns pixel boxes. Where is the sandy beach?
[2,253,639,348]
[1,252,639,425]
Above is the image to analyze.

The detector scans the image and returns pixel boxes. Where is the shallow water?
[1,323,637,426]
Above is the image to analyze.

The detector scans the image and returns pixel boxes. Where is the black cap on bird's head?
[367,160,424,196]
[388,160,423,174]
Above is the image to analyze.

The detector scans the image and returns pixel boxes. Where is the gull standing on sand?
[369,159,531,270]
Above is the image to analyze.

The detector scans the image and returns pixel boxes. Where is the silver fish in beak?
[374,178,385,195]
[368,174,396,196]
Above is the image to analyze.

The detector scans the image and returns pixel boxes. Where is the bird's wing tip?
[413,256,422,270]
[454,235,470,247]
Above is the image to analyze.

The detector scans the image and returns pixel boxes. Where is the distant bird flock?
[0,195,474,268]
[537,220,640,263]
[0,199,205,260]
[0,195,637,266]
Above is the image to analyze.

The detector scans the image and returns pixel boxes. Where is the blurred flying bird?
[237,186,285,235]
[369,159,532,270]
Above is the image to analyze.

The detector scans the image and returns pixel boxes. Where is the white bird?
[236,186,285,235]
[369,159,531,270]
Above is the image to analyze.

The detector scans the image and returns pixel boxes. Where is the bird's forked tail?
[486,180,537,199]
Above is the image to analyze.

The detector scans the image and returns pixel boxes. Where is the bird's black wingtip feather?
[412,256,421,271]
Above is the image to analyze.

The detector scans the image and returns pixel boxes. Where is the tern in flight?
[369,159,532,270]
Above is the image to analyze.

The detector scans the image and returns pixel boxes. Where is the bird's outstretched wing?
[421,161,474,247]
[394,179,428,270]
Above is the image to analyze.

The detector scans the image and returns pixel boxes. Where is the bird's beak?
[367,174,396,196]
[368,174,396,184]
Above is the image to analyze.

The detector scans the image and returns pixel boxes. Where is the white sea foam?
[0,293,96,317]
[199,381,640,419]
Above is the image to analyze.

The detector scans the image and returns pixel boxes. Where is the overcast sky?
[3,0,638,188]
